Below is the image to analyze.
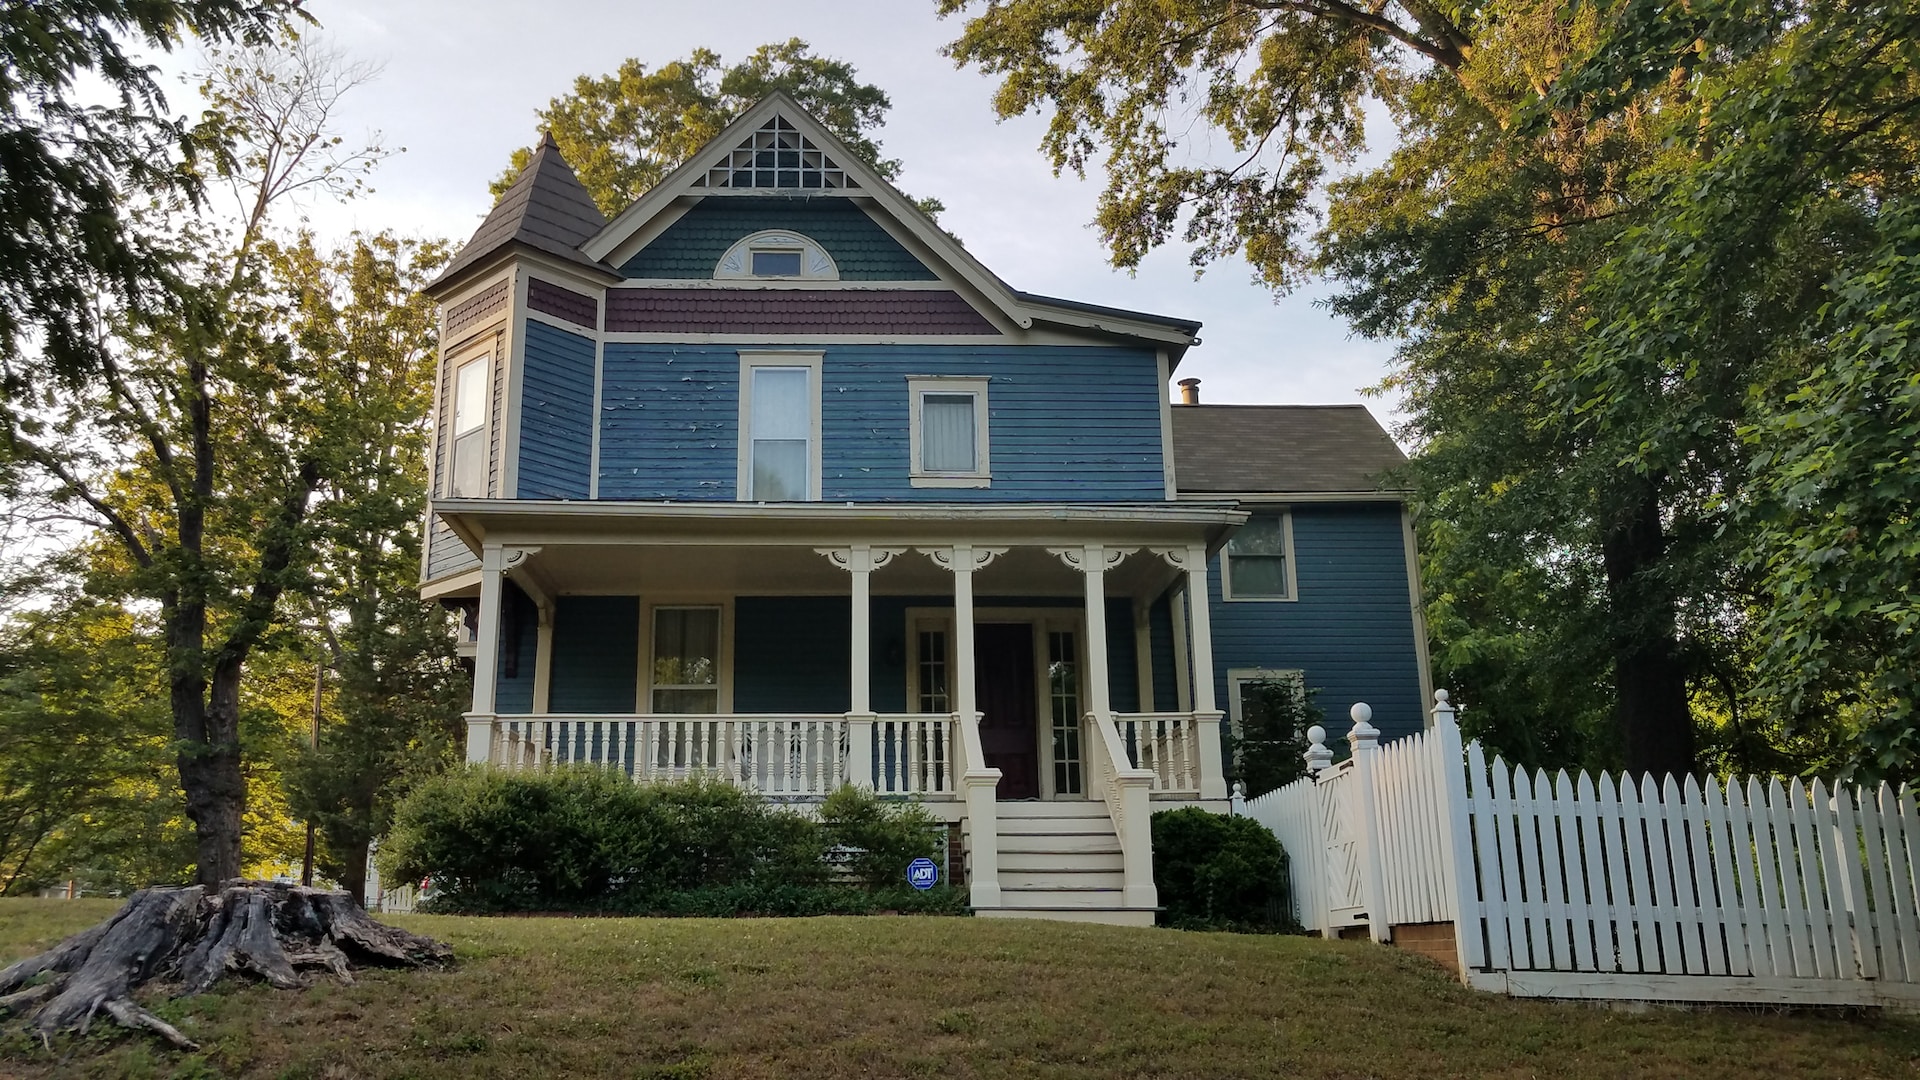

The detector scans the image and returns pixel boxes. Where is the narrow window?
[651,607,720,714]
[739,356,820,501]
[450,356,488,498]
[907,376,991,487]
[1224,512,1294,600]
[917,629,950,713]
[750,249,803,276]
[1048,630,1082,795]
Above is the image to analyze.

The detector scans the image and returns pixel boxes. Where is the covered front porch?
[431,500,1244,919]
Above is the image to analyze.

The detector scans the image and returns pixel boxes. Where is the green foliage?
[494,39,942,219]
[817,784,941,888]
[1225,676,1322,798]
[382,771,954,914]
[1149,808,1294,932]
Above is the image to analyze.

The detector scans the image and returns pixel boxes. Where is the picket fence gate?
[1239,692,1920,1007]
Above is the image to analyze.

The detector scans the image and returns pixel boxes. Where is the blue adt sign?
[906,857,939,891]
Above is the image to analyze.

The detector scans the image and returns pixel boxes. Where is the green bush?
[1149,807,1296,932]
[817,784,941,888]
[380,769,957,915]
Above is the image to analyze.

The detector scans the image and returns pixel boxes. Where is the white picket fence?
[1242,692,1920,1006]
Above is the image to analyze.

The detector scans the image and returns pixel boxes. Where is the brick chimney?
[1177,378,1201,405]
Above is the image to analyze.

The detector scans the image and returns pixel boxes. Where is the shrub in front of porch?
[1149,808,1297,933]
[379,769,956,915]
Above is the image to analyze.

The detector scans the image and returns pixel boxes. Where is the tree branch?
[6,437,152,569]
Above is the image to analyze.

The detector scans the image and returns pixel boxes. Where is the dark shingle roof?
[1172,404,1408,494]
[1012,290,1202,335]
[431,132,615,292]
[604,288,995,335]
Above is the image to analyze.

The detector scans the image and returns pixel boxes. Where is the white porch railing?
[1085,711,1158,909]
[1114,712,1203,794]
[488,713,958,799]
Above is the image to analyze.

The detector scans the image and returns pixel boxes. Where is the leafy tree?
[1226,675,1322,798]
[0,37,399,887]
[942,0,1920,777]
[494,38,943,218]
[270,230,467,900]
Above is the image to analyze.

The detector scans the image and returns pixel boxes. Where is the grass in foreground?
[3,898,1919,1078]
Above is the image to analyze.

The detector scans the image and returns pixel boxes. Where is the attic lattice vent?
[694,115,859,191]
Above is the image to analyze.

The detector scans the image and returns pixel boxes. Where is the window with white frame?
[1223,511,1295,600]
[738,353,822,501]
[449,353,489,498]
[1226,668,1324,794]
[651,606,721,714]
[907,376,990,487]
[714,230,839,281]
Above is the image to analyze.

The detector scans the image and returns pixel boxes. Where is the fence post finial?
[1348,702,1380,753]
[1304,724,1334,774]
[1229,779,1246,816]
[1431,688,1456,729]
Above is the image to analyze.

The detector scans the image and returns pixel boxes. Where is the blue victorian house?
[420,94,1426,925]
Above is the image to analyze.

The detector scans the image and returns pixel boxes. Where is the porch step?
[998,885,1132,908]
[999,848,1121,871]
[978,907,1155,927]
[998,833,1121,855]
[993,800,1110,819]
[999,867,1125,891]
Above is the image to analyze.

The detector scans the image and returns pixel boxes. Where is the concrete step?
[993,800,1110,819]
[999,848,1122,872]
[976,907,1155,927]
[1000,868,1125,891]
[998,833,1122,856]
[996,816,1118,837]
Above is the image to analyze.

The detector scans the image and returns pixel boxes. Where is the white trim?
[1222,509,1298,602]
[523,308,598,337]
[1402,506,1435,723]
[447,344,495,500]
[1168,584,1192,712]
[1157,349,1177,499]
[589,277,606,500]
[735,351,824,502]
[906,375,991,487]
[714,229,839,281]
[639,599,734,715]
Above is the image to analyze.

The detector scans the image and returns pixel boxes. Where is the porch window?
[449,353,488,498]
[907,376,990,487]
[1048,630,1082,795]
[916,629,949,713]
[738,353,822,501]
[1223,511,1295,600]
[652,606,720,713]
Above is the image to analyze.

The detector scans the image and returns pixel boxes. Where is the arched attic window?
[693,115,860,190]
[715,230,839,281]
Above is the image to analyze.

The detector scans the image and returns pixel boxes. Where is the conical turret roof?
[432,131,614,291]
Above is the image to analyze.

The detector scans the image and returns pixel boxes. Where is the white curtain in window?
[751,367,809,499]
[922,393,976,472]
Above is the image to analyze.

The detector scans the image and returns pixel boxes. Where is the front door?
[976,622,1039,799]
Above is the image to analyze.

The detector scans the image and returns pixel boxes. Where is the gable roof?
[580,92,1201,351]
[429,131,617,295]
[1172,404,1408,494]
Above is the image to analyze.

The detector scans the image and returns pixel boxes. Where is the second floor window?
[907,376,991,487]
[450,354,488,498]
[1223,511,1296,600]
[739,353,821,501]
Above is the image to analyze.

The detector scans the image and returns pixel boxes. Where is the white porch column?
[1154,545,1228,799]
[467,545,506,763]
[1048,545,1130,718]
[922,544,1006,907]
[531,604,555,714]
[818,545,905,790]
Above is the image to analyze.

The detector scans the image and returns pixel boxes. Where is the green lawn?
[3,898,1919,1078]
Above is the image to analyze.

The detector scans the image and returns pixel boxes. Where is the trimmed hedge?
[378,768,950,915]
[1149,807,1297,932]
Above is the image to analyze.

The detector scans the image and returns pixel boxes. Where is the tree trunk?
[1601,486,1698,777]
[339,836,370,905]
[0,882,450,1050]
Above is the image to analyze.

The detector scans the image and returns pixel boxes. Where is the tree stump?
[0,881,451,1050]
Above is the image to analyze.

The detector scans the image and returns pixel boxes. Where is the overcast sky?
[205,0,1403,426]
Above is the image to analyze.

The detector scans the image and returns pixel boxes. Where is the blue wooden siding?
[1206,503,1424,740]
[620,197,936,280]
[735,597,851,713]
[517,321,595,499]
[549,596,640,713]
[425,516,477,581]
[494,582,537,715]
[597,345,1167,502]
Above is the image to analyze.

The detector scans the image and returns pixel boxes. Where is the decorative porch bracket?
[919,545,1006,907]
[817,545,907,789]
[1151,545,1229,799]
[467,545,542,764]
